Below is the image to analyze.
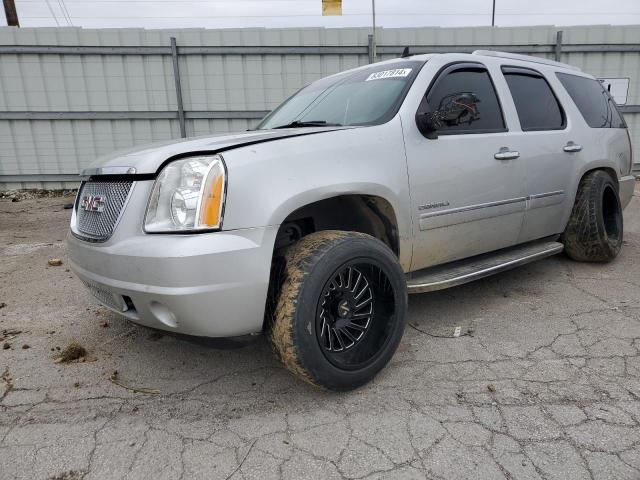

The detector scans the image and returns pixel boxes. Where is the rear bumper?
[67,226,277,337]
[620,175,636,209]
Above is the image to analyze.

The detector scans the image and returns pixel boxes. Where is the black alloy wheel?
[269,231,407,391]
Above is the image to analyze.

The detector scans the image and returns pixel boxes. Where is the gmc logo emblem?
[80,195,106,212]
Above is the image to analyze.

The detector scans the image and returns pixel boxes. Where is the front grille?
[74,180,133,242]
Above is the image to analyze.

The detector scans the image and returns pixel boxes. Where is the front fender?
[220,120,413,268]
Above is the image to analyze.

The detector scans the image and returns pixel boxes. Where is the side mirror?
[437,92,481,126]
[415,111,440,140]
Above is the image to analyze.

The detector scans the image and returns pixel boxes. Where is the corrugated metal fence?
[0,25,639,189]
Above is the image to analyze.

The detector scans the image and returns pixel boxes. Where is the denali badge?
[418,201,450,211]
[80,195,106,212]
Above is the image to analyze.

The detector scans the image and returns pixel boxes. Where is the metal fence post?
[555,30,563,62]
[367,34,374,64]
[170,37,187,138]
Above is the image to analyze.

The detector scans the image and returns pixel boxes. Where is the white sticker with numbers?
[365,68,412,81]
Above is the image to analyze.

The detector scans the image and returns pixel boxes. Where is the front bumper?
[68,225,278,337]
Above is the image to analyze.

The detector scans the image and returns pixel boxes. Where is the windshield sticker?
[365,68,412,81]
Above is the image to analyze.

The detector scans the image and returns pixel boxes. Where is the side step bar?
[407,241,564,294]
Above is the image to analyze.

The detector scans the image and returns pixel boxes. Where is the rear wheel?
[562,170,623,262]
[269,231,407,391]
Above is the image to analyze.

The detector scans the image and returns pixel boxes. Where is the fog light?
[149,301,178,328]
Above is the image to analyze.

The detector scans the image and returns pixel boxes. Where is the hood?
[81,127,348,176]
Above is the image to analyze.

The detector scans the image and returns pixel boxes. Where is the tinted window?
[503,68,564,131]
[424,66,505,134]
[557,73,626,128]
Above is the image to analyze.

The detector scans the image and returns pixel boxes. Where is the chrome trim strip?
[419,190,565,221]
[528,190,564,200]
[407,242,564,294]
[527,190,566,210]
[81,166,137,176]
[419,196,527,219]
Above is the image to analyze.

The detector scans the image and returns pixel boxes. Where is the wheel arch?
[273,193,402,258]
[577,163,620,190]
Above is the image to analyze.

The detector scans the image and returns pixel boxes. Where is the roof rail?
[472,50,581,71]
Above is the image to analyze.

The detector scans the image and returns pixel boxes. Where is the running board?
[407,241,564,294]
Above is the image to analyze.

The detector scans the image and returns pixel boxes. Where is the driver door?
[403,61,527,271]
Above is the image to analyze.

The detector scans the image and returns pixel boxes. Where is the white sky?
[2,0,640,29]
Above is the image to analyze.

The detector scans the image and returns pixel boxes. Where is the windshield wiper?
[272,120,342,129]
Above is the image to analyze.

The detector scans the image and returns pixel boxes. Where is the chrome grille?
[74,180,133,242]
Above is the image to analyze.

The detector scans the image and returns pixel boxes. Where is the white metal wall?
[0,25,638,189]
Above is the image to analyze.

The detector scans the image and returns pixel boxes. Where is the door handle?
[494,147,520,160]
[563,142,583,153]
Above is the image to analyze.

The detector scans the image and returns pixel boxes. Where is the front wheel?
[269,231,407,391]
[562,170,623,262]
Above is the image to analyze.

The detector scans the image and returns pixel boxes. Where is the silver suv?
[68,51,635,390]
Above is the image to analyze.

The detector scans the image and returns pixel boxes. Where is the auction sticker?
[365,68,412,81]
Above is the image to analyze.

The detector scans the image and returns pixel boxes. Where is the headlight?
[144,154,226,232]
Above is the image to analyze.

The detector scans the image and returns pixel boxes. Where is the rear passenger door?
[499,66,575,243]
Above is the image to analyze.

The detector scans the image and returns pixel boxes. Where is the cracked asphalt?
[1,182,639,480]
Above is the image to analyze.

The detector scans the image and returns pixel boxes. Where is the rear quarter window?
[556,73,627,128]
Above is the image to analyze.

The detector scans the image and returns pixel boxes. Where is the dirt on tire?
[562,169,623,262]
[268,231,355,387]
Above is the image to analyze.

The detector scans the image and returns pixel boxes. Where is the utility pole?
[371,0,376,60]
[3,0,19,26]
[491,0,496,27]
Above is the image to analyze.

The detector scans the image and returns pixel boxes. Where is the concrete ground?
[1,183,639,480]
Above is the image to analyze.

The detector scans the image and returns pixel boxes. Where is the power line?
[56,0,72,25]
[43,0,60,25]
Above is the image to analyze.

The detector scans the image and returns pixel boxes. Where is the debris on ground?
[0,189,76,203]
[48,470,85,480]
[108,370,160,395]
[48,258,63,267]
[487,384,496,393]
[1,329,21,342]
[224,439,258,480]
[54,342,87,363]
[0,302,6,309]
[408,323,475,338]
[147,331,164,341]
[1,367,13,400]
[3,343,10,350]
[21,344,30,350]
[99,320,109,328]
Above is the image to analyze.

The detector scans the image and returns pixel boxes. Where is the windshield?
[257,60,424,129]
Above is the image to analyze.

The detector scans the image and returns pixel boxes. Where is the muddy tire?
[269,231,407,391]
[562,170,623,262]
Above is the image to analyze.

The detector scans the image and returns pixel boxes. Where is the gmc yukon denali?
[68,51,635,390]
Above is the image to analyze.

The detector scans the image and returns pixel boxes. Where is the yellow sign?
[322,0,342,16]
